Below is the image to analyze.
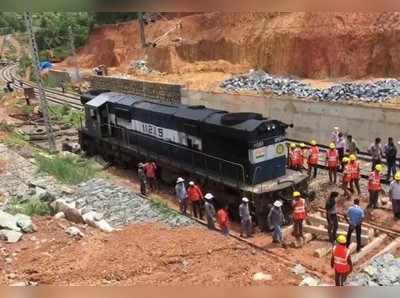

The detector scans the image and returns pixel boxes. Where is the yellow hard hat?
[329,143,336,149]
[395,172,400,181]
[375,164,384,172]
[349,154,357,161]
[300,143,306,148]
[342,157,349,163]
[290,143,296,148]
[310,140,317,146]
[293,191,301,198]
[337,234,347,245]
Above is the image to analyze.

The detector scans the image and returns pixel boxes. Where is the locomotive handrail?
[100,123,246,186]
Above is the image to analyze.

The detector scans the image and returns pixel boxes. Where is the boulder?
[15,214,36,233]
[252,272,272,281]
[0,230,23,243]
[65,227,84,238]
[0,211,21,232]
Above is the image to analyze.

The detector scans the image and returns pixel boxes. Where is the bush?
[1,132,29,148]
[49,105,84,128]
[7,197,53,217]
[35,153,101,184]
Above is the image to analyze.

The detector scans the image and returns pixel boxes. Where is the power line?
[24,11,56,152]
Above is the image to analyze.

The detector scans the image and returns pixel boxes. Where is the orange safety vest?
[308,146,319,166]
[333,245,351,274]
[368,171,381,191]
[293,198,306,220]
[350,161,360,180]
[343,164,352,183]
[187,185,203,202]
[326,149,338,168]
[290,148,302,167]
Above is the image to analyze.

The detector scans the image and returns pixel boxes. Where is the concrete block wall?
[88,76,182,104]
[182,90,400,151]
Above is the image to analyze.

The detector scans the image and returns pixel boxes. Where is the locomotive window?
[89,109,96,119]
[115,109,130,120]
[183,123,199,136]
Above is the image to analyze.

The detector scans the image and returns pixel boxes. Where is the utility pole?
[24,11,56,152]
[68,25,81,83]
[138,12,146,48]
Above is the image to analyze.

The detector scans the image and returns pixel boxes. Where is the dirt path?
[1,218,301,286]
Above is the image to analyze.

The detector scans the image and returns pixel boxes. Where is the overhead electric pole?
[138,12,146,48]
[68,25,81,83]
[24,11,56,152]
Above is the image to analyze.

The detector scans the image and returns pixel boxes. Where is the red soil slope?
[69,12,400,79]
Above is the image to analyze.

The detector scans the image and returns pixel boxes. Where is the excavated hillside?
[69,12,400,79]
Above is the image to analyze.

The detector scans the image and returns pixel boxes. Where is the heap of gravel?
[63,179,194,228]
[346,254,400,286]
[221,70,400,103]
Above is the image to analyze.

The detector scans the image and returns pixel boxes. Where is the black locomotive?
[79,92,309,230]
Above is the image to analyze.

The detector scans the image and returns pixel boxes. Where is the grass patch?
[150,198,181,220]
[1,131,29,148]
[7,197,53,217]
[34,153,101,185]
[49,105,84,128]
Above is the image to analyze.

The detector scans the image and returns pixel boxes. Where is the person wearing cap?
[336,133,346,171]
[389,172,400,219]
[175,177,187,215]
[349,154,361,196]
[330,126,340,144]
[137,163,147,195]
[325,192,339,244]
[368,137,384,171]
[342,157,352,199]
[331,234,353,286]
[326,143,339,184]
[217,205,230,236]
[187,181,204,219]
[288,143,297,169]
[292,191,307,240]
[293,144,303,171]
[307,140,319,179]
[239,197,252,238]
[267,200,285,244]
[299,143,306,170]
[384,137,397,181]
[367,164,384,209]
[346,198,364,252]
[204,193,216,229]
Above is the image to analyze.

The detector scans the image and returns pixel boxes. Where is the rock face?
[347,254,400,286]
[71,12,400,79]
[63,179,194,228]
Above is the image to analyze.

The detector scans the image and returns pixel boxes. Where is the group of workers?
[288,126,400,219]
[137,161,158,195]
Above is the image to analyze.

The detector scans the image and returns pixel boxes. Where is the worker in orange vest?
[187,181,204,219]
[368,164,384,209]
[144,161,158,192]
[288,143,296,169]
[299,143,306,170]
[349,154,361,196]
[331,234,353,286]
[292,191,307,241]
[307,140,319,179]
[217,205,230,236]
[326,143,339,184]
[342,157,352,199]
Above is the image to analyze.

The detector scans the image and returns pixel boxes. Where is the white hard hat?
[274,200,283,208]
[204,193,214,200]
[333,126,340,131]
[189,181,195,186]
[176,177,184,183]
[242,197,249,203]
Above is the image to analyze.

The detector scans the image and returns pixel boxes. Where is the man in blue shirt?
[346,198,364,252]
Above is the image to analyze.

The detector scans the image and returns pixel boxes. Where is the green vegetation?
[49,105,84,128]
[18,54,33,78]
[7,197,53,216]
[34,153,101,185]
[150,198,181,220]
[1,131,29,149]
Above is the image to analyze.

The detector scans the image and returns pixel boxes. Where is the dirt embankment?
[1,218,300,286]
[67,12,400,79]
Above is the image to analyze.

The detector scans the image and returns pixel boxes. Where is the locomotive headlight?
[272,124,276,130]
[267,125,271,131]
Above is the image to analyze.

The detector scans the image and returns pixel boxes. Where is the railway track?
[0,64,83,110]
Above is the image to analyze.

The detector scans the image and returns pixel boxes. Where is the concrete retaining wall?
[88,75,182,104]
[182,90,400,150]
